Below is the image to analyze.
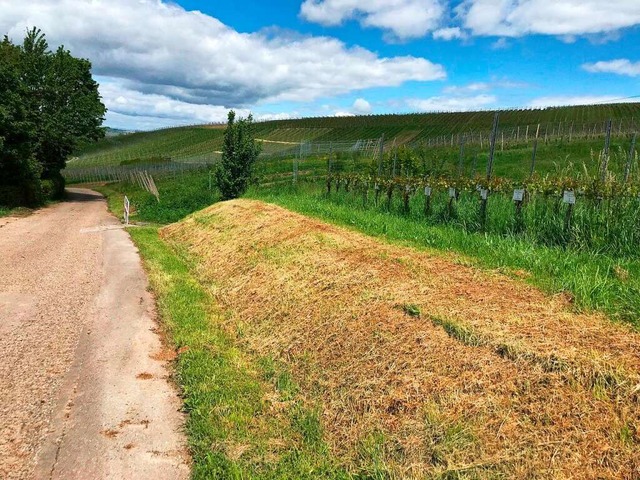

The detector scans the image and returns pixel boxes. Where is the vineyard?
[67,102,640,172]
[71,103,640,262]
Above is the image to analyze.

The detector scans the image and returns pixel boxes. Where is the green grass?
[96,171,219,224]
[0,206,34,218]
[248,183,640,327]
[128,227,382,479]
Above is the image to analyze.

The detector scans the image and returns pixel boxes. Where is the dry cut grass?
[162,199,640,479]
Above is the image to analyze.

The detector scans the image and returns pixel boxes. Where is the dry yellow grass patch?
[162,199,640,479]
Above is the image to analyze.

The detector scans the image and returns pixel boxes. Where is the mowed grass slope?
[160,199,640,479]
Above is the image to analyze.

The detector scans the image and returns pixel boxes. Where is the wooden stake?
[600,119,613,182]
[486,112,500,181]
[458,135,465,177]
[624,132,637,183]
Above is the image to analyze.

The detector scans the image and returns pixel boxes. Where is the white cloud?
[527,95,632,108]
[352,98,373,114]
[407,94,497,111]
[442,80,527,95]
[457,0,640,37]
[443,82,490,94]
[0,0,445,129]
[300,0,446,40]
[582,59,640,77]
[491,37,510,49]
[433,26,465,40]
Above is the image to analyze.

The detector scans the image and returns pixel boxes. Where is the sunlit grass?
[249,183,640,327]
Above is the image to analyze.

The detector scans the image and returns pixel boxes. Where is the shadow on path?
[65,188,104,203]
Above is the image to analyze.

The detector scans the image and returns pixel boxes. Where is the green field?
[69,103,640,175]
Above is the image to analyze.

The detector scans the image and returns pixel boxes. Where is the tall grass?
[323,169,640,259]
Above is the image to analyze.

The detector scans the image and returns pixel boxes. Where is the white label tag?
[449,187,456,198]
[563,190,576,204]
[513,189,525,202]
[374,182,379,190]
[405,185,411,192]
[424,186,432,197]
[480,189,488,200]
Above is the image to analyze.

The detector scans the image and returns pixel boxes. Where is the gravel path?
[0,189,189,479]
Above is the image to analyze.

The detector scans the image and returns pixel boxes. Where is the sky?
[1,0,639,131]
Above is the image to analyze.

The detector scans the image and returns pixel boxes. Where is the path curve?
[0,188,189,479]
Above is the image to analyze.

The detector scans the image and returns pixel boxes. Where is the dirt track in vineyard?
[0,189,189,479]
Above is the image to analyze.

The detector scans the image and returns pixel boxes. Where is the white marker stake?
[480,189,489,200]
[448,187,456,199]
[124,196,130,226]
[424,186,432,197]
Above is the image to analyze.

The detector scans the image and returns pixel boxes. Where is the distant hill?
[70,102,640,169]
[104,127,135,137]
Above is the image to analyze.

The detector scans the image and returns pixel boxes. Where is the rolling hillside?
[69,102,640,170]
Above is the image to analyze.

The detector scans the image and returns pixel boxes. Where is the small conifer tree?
[215,110,261,200]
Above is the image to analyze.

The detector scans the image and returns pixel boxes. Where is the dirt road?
[0,189,189,479]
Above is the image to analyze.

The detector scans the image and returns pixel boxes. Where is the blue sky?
[1,0,639,130]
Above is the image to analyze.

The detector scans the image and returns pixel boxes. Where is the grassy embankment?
[95,170,639,478]
[249,183,640,327]
[157,199,640,478]
[128,227,368,479]
[97,173,640,327]
[98,183,386,477]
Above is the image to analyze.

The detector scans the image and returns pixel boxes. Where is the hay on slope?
[162,199,640,479]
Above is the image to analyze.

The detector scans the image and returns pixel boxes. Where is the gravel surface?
[0,189,189,479]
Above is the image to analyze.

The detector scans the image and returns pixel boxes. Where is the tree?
[0,36,40,206]
[0,28,106,206]
[215,110,261,200]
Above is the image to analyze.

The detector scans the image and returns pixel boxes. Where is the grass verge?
[94,171,218,224]
[127,227,377,479]
[0,206,33,218]
[248,183,640,327]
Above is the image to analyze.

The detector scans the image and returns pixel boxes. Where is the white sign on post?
[124,196,130,226]
[424,186,432,197]
[563,190,576,205]
[448,187,457,198]
[374,182,380,191]
[513,189,525,202]
[480,189,489,200]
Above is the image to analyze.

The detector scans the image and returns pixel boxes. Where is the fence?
[64,116,639,187]
[63,161,211,184]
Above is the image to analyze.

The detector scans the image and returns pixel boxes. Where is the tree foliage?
[215,110,261,200]
[0,28,106,206]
